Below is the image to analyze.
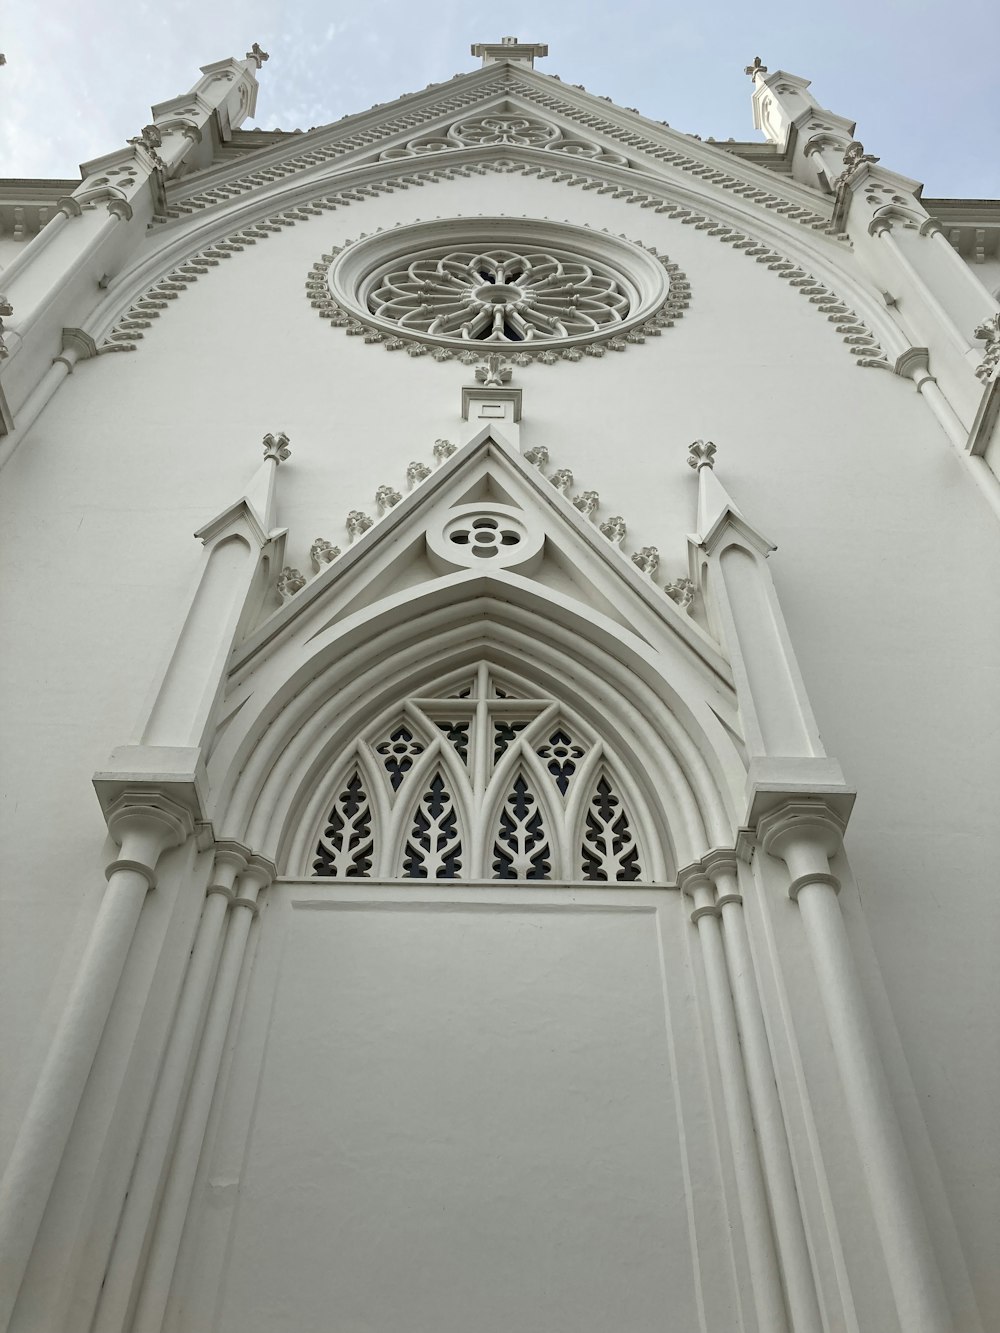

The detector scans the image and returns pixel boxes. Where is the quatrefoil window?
[449,515,522,557]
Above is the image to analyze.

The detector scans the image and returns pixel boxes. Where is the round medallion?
[427,503,542,573]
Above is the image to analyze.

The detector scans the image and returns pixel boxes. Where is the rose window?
[316,218,685,357]
[369,246,631,342]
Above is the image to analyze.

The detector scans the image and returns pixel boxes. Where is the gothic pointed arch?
[298,659,651,882]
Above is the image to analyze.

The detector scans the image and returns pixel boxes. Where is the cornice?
[158,64,516,216]
[89,152,895,372]
[155,65,839,241]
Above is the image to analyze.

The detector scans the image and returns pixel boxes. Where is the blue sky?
[1,0,997,198]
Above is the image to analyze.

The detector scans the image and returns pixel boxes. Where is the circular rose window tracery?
[369,245,631,342]
[312,218,689,361]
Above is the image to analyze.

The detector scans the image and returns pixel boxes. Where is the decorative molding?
[154,67,838,240]
[98,157,886,368]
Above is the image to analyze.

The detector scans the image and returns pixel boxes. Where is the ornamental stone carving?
[523,446,549,467]
[310,538,340,569]
[433,439,457,463]
[262,431,291,463]
[369,243,630,343]
[379,111,629,165]
[475,354,512,385]
[315,218,681,359]
[572,490,600,518]
[407,461,432,486]
[665,577,695,610]
[599,515,627,545]
[973,313,1000,383]
[631,546,660,578]
[346,510,374,541]
[375,485,402,513]
[277,567,305,600]
[687,439,717,470]
[549,468,574,493]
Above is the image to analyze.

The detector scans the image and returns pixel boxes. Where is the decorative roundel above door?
[426,503,543,573]
[308,217,689,363]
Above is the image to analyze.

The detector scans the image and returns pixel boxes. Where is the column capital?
[676,862,715,898]
[756,799,847,862]
[701,847,740,881]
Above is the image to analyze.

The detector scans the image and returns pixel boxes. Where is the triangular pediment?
[228,429,732,702]
[161,62,833,233]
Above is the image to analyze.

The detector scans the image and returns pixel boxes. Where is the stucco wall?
[1,167,997,1317]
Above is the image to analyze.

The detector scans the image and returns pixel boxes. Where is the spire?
[471,36,548,68]
[688,440,774,556]
[247,431,290,532]
[194,431,290,548]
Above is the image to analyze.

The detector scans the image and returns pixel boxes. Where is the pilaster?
[752,800,953,1333]
[0,793,192,1332]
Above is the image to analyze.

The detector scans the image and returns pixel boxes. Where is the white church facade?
[0,36,998,1333]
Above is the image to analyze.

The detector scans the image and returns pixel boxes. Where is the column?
[132,853,275,1333]
[91,842,251,1333]
[680,866,789,1333]
[703,850,823,1333]
[757,801,952,1333]
[0,792,192,1332]
[869,217,974,364]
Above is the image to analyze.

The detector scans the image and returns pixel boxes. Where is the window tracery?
[310,664,648,882]
[368,246,632,343]
[379,112,630,165]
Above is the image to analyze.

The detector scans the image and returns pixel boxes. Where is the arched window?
[309,662,647,881]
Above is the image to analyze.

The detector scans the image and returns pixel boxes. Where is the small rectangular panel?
[215,889,700,1333]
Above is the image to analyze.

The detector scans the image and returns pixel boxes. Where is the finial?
[246,42,269,69]
[471,37,548,67]
[744,56,767,79]
[687,440,717,471]
[127,124,162,151]
[475,353,512,387]
[262,431,291,463]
